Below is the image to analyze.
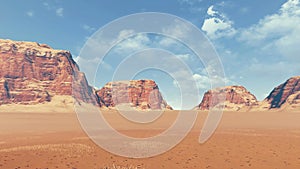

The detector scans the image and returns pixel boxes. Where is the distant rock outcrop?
[196,86,258,111]
[0,39,97,105]
[96,80,172,110]
[262,76,300,109]
[9,39,300,112]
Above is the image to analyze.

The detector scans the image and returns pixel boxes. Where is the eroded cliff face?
[9,39,300,112]
[196,86,258,111]
[96,80,172,110]
[263,76,300,109]
[0,39,97,105]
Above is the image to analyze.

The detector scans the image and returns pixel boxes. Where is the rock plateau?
[96,80,172,110]
[0,39,97,106]
[196,86,258,111]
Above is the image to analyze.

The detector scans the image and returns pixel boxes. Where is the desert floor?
[0,110,300,169]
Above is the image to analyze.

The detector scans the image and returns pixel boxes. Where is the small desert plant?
[101,164,144,169]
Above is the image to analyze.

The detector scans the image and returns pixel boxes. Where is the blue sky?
[1,0,299,109]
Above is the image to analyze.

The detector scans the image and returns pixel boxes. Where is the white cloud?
[239,0,300,61]
[193,73,233,89]
[192,73,211,89]
[178,0,203,5]
[171,70,202,109]
[74,56,113,72]
[178,0,204,14]
[158,37,178,47]
[202,18,236,39]
[201,5,236,39]
[173,69,230,91]
[114,33,150,54]
[207,6,217,16]
[98,61,113,71]
[43,2,50,10]
[56,8,64,17]
[42,2,65,17]
[82,24,96,32]
[162,19,192,39]
[76,30,149,83]
[281,0,300,12]
[248,61,298,77]
[117,29,135,40]
[26,11,34,17]
[176,54,191,60]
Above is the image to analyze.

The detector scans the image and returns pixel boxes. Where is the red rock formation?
[264,76,300,109]
[0,39,97,105]
[96,80,172,110]
[196,86,258,111]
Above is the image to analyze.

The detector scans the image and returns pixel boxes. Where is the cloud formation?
[26,11,34,17]
[201,5,236,39]
[82,24,96,32]
[56,8,64,17]
[42,2,64,18]
[239,0,300,61]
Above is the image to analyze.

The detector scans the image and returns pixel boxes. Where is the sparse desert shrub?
[101,164,144,169]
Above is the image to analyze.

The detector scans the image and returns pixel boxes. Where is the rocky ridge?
[96,80,172,110]
[0,39,172,110]
[1,39,299,112]
[196,86,258,111]
[0,39,97,105]
[261,76,300,110]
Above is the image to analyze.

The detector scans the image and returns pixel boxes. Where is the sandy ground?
[0,110,300,169]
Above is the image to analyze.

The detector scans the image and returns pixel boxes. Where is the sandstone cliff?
[261,76,300,110]
[0,39,97,106]
[96,80,172,110]
[196,86,258,111]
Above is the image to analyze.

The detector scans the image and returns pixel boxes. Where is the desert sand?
[0,109,300,169]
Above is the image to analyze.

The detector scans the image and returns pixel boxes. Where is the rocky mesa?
[0,39,172,111]
[195,86,258,111]
[260,76,300,110]
[0,39,98,106]
[96,80,172,110]
[4,39,299,112]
